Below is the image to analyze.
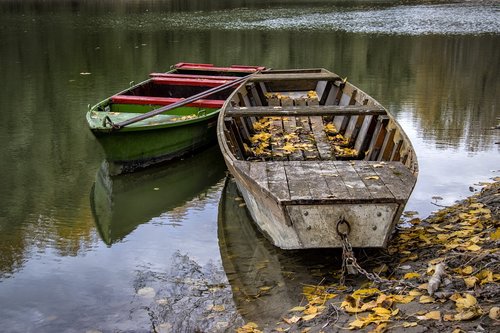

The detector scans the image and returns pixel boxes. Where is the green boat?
[87,62,265,174]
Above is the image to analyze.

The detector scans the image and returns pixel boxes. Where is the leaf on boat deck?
[364,175,380,180]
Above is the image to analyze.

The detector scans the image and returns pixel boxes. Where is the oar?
[109,73,256,130]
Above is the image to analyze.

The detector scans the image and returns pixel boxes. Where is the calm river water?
[0,0,498,332]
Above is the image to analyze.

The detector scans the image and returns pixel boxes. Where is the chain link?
[339,231,415,288]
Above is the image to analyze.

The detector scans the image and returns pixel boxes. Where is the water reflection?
[91,145,226,245]
[218,178,341,328]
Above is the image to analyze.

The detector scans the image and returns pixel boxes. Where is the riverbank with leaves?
[238,179,499,333]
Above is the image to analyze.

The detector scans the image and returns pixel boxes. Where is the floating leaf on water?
[153,187,160,191]
[80,72,91,75]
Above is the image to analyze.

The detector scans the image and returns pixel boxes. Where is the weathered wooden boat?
[87,62,264,174]
[91,145,226,245]
[217,68,418,249]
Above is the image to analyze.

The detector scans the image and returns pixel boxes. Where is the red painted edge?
[149,73,240,80]
[111,95,224,109]
[151,77,231,87]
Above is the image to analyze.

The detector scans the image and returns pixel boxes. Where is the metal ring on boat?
[336,217,351,237]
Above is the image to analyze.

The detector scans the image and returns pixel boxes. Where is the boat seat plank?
[149,73,240,80]
[251,73,342,82]
[267,162,290,200]
[174,63,265,72]
[225,105,386,117]
[351,161,395,200]
[151,77,233,87]
[111,95,224,108]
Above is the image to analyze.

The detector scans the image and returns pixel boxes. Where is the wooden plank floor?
[242,160,415,203]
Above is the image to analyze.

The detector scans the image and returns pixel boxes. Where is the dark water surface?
[0,1,499,332]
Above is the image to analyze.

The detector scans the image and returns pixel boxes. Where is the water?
[0,0,499,331]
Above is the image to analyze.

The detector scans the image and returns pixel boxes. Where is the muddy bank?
[238,180,499,333]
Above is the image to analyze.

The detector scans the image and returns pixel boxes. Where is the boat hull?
[217,68,418,249]
[91,113,218,174]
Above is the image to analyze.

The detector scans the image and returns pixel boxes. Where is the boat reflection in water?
[91,145,226,245]
[218,177,341,327]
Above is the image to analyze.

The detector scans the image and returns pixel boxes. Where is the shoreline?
[238,179,499,332]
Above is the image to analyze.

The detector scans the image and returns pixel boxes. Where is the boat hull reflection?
[91,145,226,245]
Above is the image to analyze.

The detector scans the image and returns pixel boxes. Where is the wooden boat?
[91,145,226,245]
[87,62,264,174]
[217,68,418,249]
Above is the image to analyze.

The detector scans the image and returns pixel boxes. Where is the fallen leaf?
[417,310,441,320]
[489,306,499,320]
[490,228,500,240]
[302,313,317,321]
[403,272,421,279]
[402,322,418,327]
[419,295,434,304]
[289,306,306,312]
[365,175,380,180]
[283,315,300,324]
[463,276,478,288]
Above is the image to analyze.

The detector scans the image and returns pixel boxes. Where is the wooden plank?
[266,161,290,201]
[365,116,389,160]
[378,128,396,161]
[251,73,342,82]
[351,161,395,200]
[370,162,414,201]
[309,116,333,160]
[225,105,386,117]
[318,161,351,200]
[270,117,287,161]
[297,116,320,160]
[283,161,312,200]
[334,161,372,200]
[282,116,304,161]
[319,81,333,105]
[354,115,378,155]
[248,162,269,190]
[303,161,334,199]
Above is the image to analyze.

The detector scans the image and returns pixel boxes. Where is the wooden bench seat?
[174,62,265,73]
[110,95,225,109]
[149,73,240,81]
[151,77,232,87]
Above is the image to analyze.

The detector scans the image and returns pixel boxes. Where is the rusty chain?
[337,219,415,288]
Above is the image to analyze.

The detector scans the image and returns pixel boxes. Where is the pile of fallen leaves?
[243,117,360,160]
[237,180,499,332]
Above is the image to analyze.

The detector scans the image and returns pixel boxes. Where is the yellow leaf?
[476,269,494,284]
[392,295,415,304]
[364,175,380,180]
[417,311,441,320]
[419,295,434,304]
[372,307,392,316]
[490,228,500,240]
[454,310,480,321]
[462,266,474,275]
[212,305,225,311]
[466,244,481,252]
[403,272,421,279]
[443,314,455,321]
[352,288,380,299]
[302,313,317,321]
[348,318,367,329]
[303,306,318,315]
[463,277,478,288]
[369,322,388,333]
[402,322,418,327]
[455,294,477,309]
[409,290,422,296]
[283,315,300,324]
[289,306,306,312]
